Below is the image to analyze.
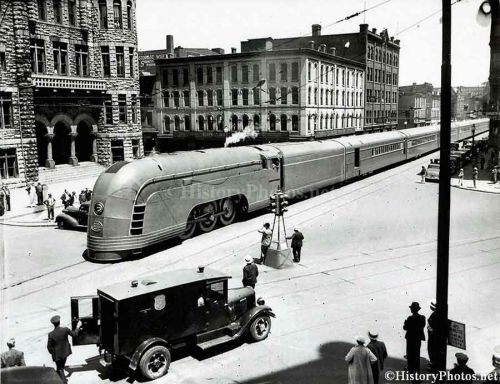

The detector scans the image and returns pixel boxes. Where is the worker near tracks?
[366,331,387,384]
[47,315,81,383]
[257,223,272,264]
[403,302,426,374]
[1,338,26,368]
[418,166,427,183]
[286,228,304,263]
[242,255,259,289]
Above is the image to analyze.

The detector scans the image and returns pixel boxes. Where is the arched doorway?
[35,122,48,167]
[75,121,93,162]
[52,122,71,164]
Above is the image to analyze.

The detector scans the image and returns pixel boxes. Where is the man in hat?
[36,182,44,206]
[45,193,56,221]
[345,335,378,384]
[47,315,81,383]
[483,345,500,384]
[403,302,426,374]
[1,338,25,368]
[427,299,439,372]
[367,331,388,384]
[286,228,305,263]
[242,255,259,289]
[257,223,272,264]
[450,353,475,384]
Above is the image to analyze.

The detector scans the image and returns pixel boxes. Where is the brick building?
[241,24,400,132]
[398,82,440,128]
[148,47,365,151]
[0,0,141,185]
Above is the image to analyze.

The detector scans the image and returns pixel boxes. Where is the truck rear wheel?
[249,315,271,342]
[139,345,171,380]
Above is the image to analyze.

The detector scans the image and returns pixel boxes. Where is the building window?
[207,115,214,130]
[127,1,132,29]
[269,63,276,82]
[198,115,205,131]
[308,62,312,81]
[335,90,339,105]
[0,93,12,129]
[101,46,110,76]
[231,115,238,131]
[198,90,204,106]
[308,88,311,104]
[269,114,276,131]
[292,115,299,132]
[242,89,249,105]
[182,68,189,85]
[174,115,180,130]
[53,42,68,75]
[129,48,134,77]
[280,114,287,131]
[68,0,77,25]
[0,149,18,179]
[336,68,339,85]
[254,114,260,129]
[207,90,213,106]
[269,88,276,105]
[172,69,179,86]
[104,99,113,124]
[197,67,203,84]
[37,0,46,20]
[182,91,189,107]
[291,62,299,81]
[207,67,213,84]
[111,140,124,162]
[231,89,238,106]
[75,45,89,76]
[217,114,223,130]
[131,95,138,123]
[30,39,45,74]
[280,63,287,82]
[320,89,324,105]
[184,115,191,130]
[216,89,223,106]
[113,0,122,28]
[253,64,259,82]
[242,65,249,84]
[216,66,222,84]
[0,51,5,71]
[292,87,299,104]
[130,139,140,158]
[280,87,287,105]
[163,91,170,108]
[314,88,317,105]
[116,47,125,77]
[231,65,237,82]
[53,0,62,23]
[253,88,260,105]
[99,0,108,28]
[118,95,127,123]
[320,65,324,83]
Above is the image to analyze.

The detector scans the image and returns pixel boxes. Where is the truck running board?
[197,334,235,351]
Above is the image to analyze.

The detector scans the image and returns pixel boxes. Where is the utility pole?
[435,0,452,373]
[488,0,500,166]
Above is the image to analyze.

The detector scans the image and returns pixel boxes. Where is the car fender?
[128,337,171,371]
[56,213,78,228]
[235,305,275,338]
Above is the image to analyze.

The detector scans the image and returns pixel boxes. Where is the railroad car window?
[260,155,268,168]
[354,148,360,167]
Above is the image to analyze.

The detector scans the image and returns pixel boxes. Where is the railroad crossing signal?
[270,191,288,216]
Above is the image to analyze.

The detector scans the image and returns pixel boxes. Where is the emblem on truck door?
[154,294,166,311]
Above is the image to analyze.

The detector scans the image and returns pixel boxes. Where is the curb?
[451,184,500,194]
[0,220,57,227]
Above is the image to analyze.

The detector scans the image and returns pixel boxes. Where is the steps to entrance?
[38,162,106,185]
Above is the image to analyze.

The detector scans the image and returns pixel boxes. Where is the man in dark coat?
[36,182,44,205]
[242,255,259,289]
[1,338,25,368]
[287,228,304,262]
[427,299,439,372]
[2,184,11,211]
[450,353,475,384]
[367,331,388,384]
[47,315,80,383]
[403,302,426,374]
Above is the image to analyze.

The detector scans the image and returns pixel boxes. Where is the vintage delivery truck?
[71,267,275,380]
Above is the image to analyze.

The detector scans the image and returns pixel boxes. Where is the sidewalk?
[451,160,500,194]
[0,176,99,226]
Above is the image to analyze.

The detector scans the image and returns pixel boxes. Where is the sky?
[136,0,491,87]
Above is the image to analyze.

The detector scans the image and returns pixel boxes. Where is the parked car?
[0,367,63,384]
[425,163,440,181]
[55,202,89,230]
[71,267,275,380]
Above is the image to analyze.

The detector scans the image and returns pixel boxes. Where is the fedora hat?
[455,352,469,365]
[244,255,253,263]
[409,302,421,311]
[355,335,367,345]
[368,331,378,340]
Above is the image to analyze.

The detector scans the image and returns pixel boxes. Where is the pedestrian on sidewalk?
[257,223,272,264]
[68,191,76,206]
[36,182,44,205]
[492,167,498,184]
[45,193,56,221]
[286,228,304,263]
[481,155,486,170]
[449,353,475,384]
[26,182,36,207]
[472,167,479,188]
[403,301,426,374]
[47,315,81,384]
[2,184,11,211]
[417,166,427,183]
[427,300,439,372]
[1,338,25,368]
[242,255,258,289]
[345,335,378,384]
[458,168,464,186]
[367,331,387,384]
[61,189,69,208]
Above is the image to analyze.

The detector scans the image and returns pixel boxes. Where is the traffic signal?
[280,194,288,214]
[270,191,288,216]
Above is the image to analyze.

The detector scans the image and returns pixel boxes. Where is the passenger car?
[425,163,440,181]
[71,267,275,380]
[55,202,89,230]
[0,367,63,384]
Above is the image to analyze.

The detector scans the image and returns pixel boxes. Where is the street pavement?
[1,152,499,384]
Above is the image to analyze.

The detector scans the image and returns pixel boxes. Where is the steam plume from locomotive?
[224,126,259,147]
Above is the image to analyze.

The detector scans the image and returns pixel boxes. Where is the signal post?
[265,191,294,269]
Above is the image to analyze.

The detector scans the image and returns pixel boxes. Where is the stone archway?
[35,122,48,167]
[75,121,93,162]
[53,121,71,165]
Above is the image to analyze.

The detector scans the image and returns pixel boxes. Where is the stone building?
[0,0,141,185]
[149,47,365,151]
[241,24,400,133]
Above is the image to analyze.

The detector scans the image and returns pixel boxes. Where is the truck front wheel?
[249,315,271,342]
[139,345,171,380]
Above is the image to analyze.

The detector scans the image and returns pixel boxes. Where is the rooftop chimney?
[394,39,400,45]
[309,40,315,49]
[211,48,225,54]
[359,24,369,33]
[265,39,273,51]
[390,36,394,42]
[319,44,326,52]
[330,47,336,56]
[312,24,321,37]
[231,47,237,54]
[166,35,174,56]
[371,28,377,34]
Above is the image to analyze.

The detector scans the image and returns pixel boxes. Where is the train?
[87,119,489,261]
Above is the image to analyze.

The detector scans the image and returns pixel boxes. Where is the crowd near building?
[0,0,142,186]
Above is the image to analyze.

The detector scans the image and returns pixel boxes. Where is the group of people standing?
[0,184,11,215]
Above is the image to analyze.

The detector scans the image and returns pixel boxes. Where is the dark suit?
[427,310,438,369]
[403,313,426,373]
[47,326,77,383]
[367,340,388,384]
[242,263,259,289]
[1,348,26,368]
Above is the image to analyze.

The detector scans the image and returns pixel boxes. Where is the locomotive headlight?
[91,220,103,233]
[94,202,104,215]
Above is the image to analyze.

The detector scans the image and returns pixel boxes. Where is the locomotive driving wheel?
[219,198,236,226]
[198,202,217,232]
[179,212,196,240]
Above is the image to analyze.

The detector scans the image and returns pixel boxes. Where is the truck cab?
[71,267,274,380]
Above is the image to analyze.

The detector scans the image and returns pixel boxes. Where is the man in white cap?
[345,335,378,384]
[483,346,500,384]
[427,299,438,371]
[286,228,305,263]
[1,338,25,368]
[367,331,387,384]
[242,255,258,289]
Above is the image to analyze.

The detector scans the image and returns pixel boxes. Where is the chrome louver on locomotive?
[130,204,146,235]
